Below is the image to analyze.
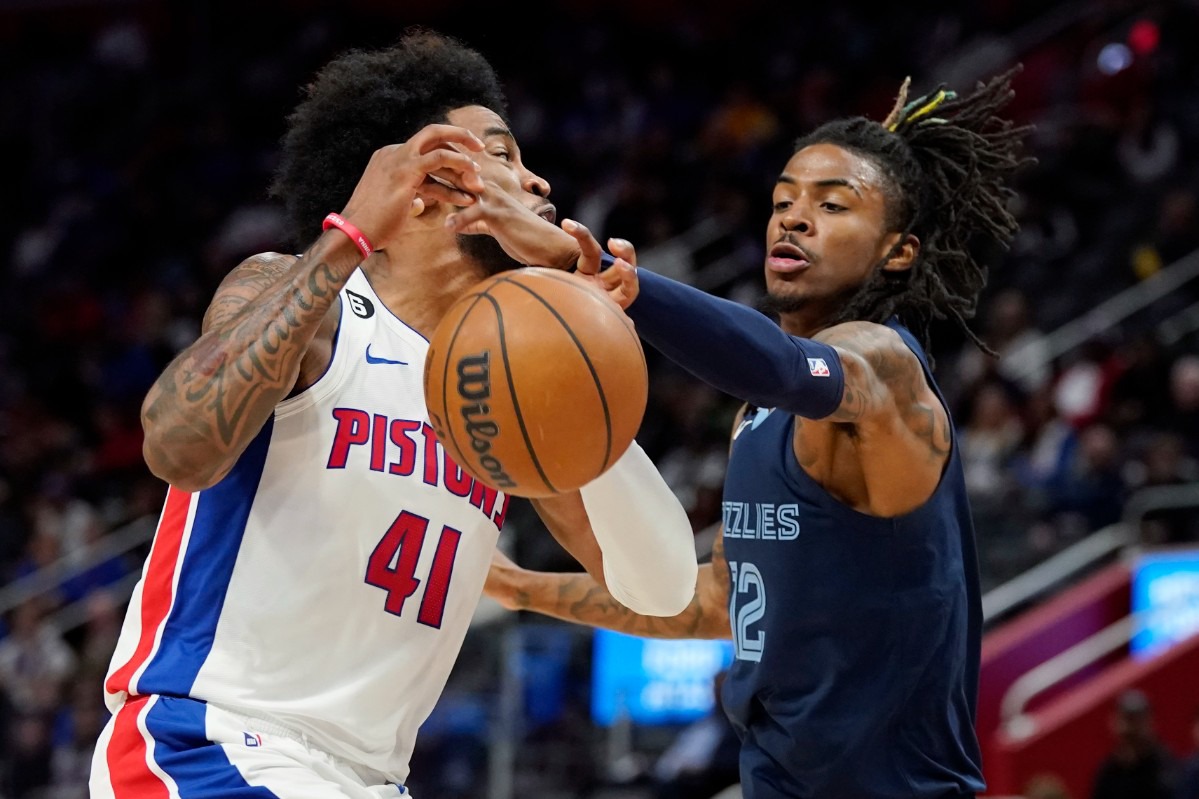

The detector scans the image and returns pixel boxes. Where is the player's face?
[446,105,554,276]
[762,143,903,313]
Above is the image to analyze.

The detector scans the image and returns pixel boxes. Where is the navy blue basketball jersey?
[720,318,984,799]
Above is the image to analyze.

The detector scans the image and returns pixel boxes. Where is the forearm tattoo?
[516,534,732,640]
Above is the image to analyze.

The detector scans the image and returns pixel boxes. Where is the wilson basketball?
[423,267,648,498]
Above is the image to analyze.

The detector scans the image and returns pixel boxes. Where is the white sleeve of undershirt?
[578,440,699,616]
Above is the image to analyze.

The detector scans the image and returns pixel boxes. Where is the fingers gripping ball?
[424,267,648,498]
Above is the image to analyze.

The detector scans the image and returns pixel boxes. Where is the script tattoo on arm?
[141,242,359,490]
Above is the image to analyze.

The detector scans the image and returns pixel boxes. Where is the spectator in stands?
[1047,422,1128,536]
[0,597,76,715]
[1011,385,1079,518]
[48,676,106,799]
[29,473,101,560]
[958,380,1024,511]
[1089,689,1178,799]
[1053,339,1122,432]
[74,588,123,682]
[956,288,1052,395]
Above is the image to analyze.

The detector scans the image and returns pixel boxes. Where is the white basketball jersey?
[103,269,509,784]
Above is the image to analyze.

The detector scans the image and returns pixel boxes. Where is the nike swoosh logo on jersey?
[365,344,408,366]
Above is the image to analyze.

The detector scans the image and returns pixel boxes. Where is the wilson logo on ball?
[423,267,648,498]
[455,352,516,489]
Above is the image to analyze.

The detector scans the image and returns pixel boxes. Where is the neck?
[776,306,836,339]
[763,278,870,339]
[361,249,488,340]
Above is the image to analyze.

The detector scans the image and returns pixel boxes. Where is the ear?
[881,233,919,273]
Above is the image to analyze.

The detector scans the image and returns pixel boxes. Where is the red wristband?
[322,213,374,259]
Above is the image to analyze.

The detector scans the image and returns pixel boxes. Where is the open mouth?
[767,241,811,273]
[537,204,557,224]
[770,241,809,260]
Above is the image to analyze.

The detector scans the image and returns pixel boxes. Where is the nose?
[780,205,811,234]
[523,169,551,198]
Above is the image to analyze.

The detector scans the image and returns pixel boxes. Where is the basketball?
[423,267,648,498]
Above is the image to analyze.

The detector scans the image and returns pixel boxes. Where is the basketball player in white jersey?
[89,31,698,798]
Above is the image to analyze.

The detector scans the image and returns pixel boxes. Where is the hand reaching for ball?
[562,219,640,310]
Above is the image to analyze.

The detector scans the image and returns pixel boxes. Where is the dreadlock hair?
[270,29,509,251]
[792,66,1033,359]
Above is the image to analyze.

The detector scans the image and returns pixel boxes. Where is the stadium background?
[1,0,1197,797]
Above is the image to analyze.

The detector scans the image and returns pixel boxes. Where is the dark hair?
[269,29,509,250]
[794,67,1033,357]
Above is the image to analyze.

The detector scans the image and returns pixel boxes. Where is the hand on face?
[443,182,579,271]
[565,220,640,310]
[337,124,486,254]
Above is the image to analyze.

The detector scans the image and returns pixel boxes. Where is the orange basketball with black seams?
[423,267,648,498]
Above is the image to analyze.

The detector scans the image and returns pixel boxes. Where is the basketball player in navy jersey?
[484,70,1032,798]
[90,30,697,797]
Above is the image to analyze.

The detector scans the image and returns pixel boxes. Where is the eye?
[821,201,846,212]
[491,149,512,162]
[772,200,791,213]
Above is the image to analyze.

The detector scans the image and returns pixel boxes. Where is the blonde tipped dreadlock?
[882,76,911,132]
[788,66,1034,361]
[896,87,957,128]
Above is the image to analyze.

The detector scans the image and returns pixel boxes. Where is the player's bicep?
[201,253,298,333]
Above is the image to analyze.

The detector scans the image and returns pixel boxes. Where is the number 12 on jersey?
[365,510,461,629]
[729,560,766,661]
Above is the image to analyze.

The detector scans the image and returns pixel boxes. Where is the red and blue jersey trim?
[106,695,281,797]
[106,419,274,699]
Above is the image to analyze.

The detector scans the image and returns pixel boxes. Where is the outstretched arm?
[623,268,847,419]
[570,234,844,419]
[486,529,731,640]
[576,236,950,514]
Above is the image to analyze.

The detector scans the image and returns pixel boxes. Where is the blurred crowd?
[1,0,1198,796]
